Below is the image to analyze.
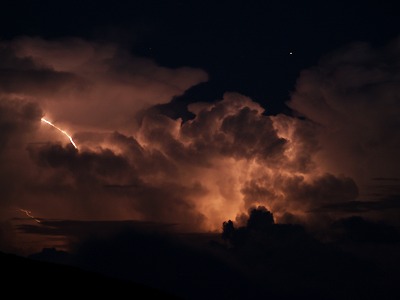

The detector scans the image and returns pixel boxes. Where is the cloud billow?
[1,36,398,242]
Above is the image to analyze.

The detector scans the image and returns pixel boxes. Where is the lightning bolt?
[41,118,78,149]
[17,208,41,223]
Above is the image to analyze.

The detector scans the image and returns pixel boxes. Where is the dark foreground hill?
[9,210,400,299]
[1,251,178,299]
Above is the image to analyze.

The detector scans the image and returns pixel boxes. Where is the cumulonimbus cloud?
[1,36,399,250]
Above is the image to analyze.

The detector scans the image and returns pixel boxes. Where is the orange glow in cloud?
[0,37,378,237]
[41,118,78,149]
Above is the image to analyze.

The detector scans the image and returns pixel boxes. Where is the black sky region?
[1,0,398,115]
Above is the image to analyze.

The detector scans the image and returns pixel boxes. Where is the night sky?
[1,1,398,114]
[1,1,400,298]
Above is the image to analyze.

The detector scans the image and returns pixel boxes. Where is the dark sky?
[1,0,398,113]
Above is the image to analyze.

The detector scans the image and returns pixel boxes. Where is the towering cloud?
[1,36,399,250]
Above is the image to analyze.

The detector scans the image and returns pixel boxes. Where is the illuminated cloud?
[24,92,358,230]
[1,36,399,249]
[0,37,206,226]
[0,37,208,133]
[288,38,400,199]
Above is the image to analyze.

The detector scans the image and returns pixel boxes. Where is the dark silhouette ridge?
[330,216,400,244]
[1,250,178,299]
[17,211,400,299]
[72,230,259,300]
[246,206,274,231]
[220,207,399,299]
[29,247,73,265]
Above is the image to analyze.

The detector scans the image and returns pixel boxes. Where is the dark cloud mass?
[0,37,208,133]
[289,38,400,196]
[1,37,400,252]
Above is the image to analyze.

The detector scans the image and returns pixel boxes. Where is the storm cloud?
[288,37,400,198]
[1,37,399,253]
